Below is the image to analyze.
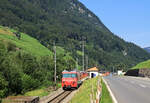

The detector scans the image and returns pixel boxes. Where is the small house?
[87,67,99,78]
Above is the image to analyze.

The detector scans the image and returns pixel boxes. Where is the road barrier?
[125,68,150,78]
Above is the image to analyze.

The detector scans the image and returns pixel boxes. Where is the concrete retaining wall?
[125,68,150,78]
[125,69,139,76]
[139,68,150,78]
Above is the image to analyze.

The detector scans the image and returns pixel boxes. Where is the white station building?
[87,67,99,78]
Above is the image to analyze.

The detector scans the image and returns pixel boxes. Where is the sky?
[79,0,150,48]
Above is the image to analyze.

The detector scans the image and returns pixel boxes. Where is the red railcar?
[62,70,82,90]
[80,71,88,79]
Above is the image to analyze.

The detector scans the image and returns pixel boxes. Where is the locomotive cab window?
[63,73,77,78]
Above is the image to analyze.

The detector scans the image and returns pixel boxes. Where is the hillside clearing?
[132,60,150,69]
[0,26,52,57]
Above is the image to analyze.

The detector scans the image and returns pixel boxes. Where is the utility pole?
[53,42,56,89]
[76,58,78,70]
[86,55,88,70]
[82,39,85,71]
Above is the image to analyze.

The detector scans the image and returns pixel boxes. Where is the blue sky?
[79,0,150,48]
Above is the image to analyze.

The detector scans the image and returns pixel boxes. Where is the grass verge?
[24,87,49,97]
[70,77,98,103]
[100,79,113,103]
[23,83,61,97]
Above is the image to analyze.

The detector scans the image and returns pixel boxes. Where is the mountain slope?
[144,47,150,53]
[0,0,150,70]
[0,26,75,98]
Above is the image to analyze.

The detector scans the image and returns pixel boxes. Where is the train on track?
[61,70,88,90]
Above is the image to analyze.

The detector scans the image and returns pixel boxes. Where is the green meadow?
[132,60,150,69]
[0,26,52,57]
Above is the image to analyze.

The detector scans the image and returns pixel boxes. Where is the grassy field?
[0,26,52,57]
[23,83,61,97]
[100,80,113,103]
[24,87,50,97]
[70,77,98,103]
[132,60,150,69]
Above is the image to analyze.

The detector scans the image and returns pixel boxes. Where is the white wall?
[118,70,123,75]
[89,71,99,78]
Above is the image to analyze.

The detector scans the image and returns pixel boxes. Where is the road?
[104,75,150,103]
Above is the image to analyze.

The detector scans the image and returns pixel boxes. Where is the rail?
[48,91,72,103]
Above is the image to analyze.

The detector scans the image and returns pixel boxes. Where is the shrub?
[0,73,8,98]
[21,74,40,93]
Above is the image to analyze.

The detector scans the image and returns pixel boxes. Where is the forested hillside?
[0,0,150,70]
[0,26,75,98]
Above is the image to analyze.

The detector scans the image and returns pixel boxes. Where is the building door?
[91,73,95,78]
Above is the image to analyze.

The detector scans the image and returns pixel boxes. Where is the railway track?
[48,90,72,103]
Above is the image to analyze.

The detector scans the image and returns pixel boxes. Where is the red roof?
[87,67,98,72]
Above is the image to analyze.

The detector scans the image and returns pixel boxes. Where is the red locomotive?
[62,70,88,90]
